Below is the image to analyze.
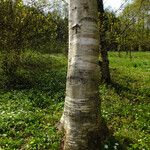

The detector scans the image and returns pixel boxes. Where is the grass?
[0,51,67,150]
[0,51,150,150]
[101,52,150,150]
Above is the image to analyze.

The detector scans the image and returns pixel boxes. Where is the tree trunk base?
[56,119,101,150]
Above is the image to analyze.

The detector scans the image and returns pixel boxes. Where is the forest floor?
[0,51,150,150]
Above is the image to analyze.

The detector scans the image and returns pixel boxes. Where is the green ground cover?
[0,51,150,150]
[101,52,150,150]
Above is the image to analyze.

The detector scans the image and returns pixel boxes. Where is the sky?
[104,0,123,11]
[64,0,124,11]
[24,0,127,13]
[24,0,123,10]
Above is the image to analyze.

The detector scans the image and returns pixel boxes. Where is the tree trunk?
[98,0,111,84]
[60,0,101,149]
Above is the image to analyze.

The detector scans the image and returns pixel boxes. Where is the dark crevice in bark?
[87,129,101,150]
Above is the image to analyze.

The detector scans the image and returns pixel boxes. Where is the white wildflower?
[104,144,109,149]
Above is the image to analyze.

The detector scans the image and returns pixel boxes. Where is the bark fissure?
[80,17,97,23]
[72,24,81,34]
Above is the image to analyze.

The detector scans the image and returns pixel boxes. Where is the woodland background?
[0,0,149,149]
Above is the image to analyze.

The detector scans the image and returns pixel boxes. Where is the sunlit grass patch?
[101,51,150,150]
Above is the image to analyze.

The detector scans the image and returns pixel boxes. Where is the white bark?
[60,0,101,149]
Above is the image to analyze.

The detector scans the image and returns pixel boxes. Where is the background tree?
[0,0,28,78]
[0,0,68,87]
[117,0,150,52]
[98,0,111,84]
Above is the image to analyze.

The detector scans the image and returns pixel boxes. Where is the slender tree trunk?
[60,0,101,149]
[130,45,133,60]
[118,44,121,57]
[98,0,111,84]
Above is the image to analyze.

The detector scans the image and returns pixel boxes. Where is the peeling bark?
[60,0,101,149]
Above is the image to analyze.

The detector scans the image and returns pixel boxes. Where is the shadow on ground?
[101,118,133,150]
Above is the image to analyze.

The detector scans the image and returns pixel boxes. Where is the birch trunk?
[60,0,101,149]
